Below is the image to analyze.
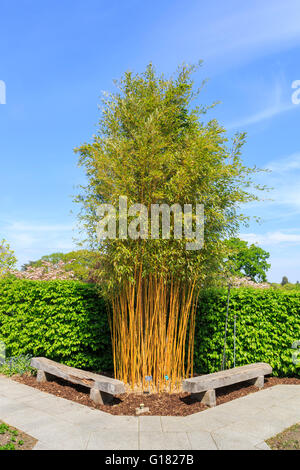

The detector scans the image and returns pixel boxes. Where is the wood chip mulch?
[12,374,300,417]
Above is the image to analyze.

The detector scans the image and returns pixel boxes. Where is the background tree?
[75,63,266,390]
[224,237,270,282]
[281,276,289,286]
[21,250,99,282]
[0,239,17,276]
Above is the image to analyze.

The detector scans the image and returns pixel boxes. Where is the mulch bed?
[12,374,300,416]
[0,420,37,450]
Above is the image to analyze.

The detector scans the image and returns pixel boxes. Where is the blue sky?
[1,0,300,282]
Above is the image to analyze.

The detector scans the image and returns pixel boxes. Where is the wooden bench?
[182,362,272,407]
[30,357,125,405]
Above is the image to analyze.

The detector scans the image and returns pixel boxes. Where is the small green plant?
[0,421,35,450]
[0,422,19,450]
[0,423,9,434]
[0,443,15,450]
[0,354,34,377]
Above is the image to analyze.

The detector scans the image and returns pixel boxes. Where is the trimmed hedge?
[0,279,300,376]
[0,278,112,371]
[195,288,300,376]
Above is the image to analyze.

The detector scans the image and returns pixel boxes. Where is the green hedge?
[1,279,300,376]
[0,278,112,371]
[195,288,300,376]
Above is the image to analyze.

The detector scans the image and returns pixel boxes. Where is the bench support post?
[90,388,114,405]
[250,375,264,389]
[192,389,216,407]
[36,370,49,383]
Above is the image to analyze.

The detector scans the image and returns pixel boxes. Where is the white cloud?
[266,256,300,283]
[203,1,300,62]
[246,152,300,215]
[8,222,73,232]
[226,76,298,130]
[153,0,300,71]
[226,102,295,130]
[267,153,300,172]
[1,220,76,267]
[240,231,300,246]
[265,153,300,210]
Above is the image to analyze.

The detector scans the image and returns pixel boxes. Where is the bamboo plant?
[75,63,265,391]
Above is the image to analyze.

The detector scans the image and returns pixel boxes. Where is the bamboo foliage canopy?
[74,63,267,389]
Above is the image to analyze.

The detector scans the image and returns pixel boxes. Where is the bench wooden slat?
[30,357,125,395]
[182,363,272,394]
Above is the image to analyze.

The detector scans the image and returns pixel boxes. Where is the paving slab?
[183,409,237,432]
[139,416,162,433]
[87,430,139,450]
[259,405,300,428]
[59,406,111,426]
[0,399,25,419]
[140,431,191,450]
[0,375,299,450]
[33,440,65,450]
[255,441,271,450]
[187,431,218,450]
[217,416,287,442]
[200,400,263,423]
[0,383,36,399]
[211,428,262,450]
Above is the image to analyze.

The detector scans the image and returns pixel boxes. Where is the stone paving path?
[1,375,300,450]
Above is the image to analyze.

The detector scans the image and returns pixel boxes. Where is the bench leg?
[192,389,216,407]
[251,375,264,389]
[90,388,113,405]
[36,370,49,383]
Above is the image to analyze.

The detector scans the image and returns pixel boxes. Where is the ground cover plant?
[267,423,300,450]
[0,354,34,377]
[0,421,36,450]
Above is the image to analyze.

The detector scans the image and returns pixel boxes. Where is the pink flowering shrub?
[10,260,77,281]
[229,276,270,289]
